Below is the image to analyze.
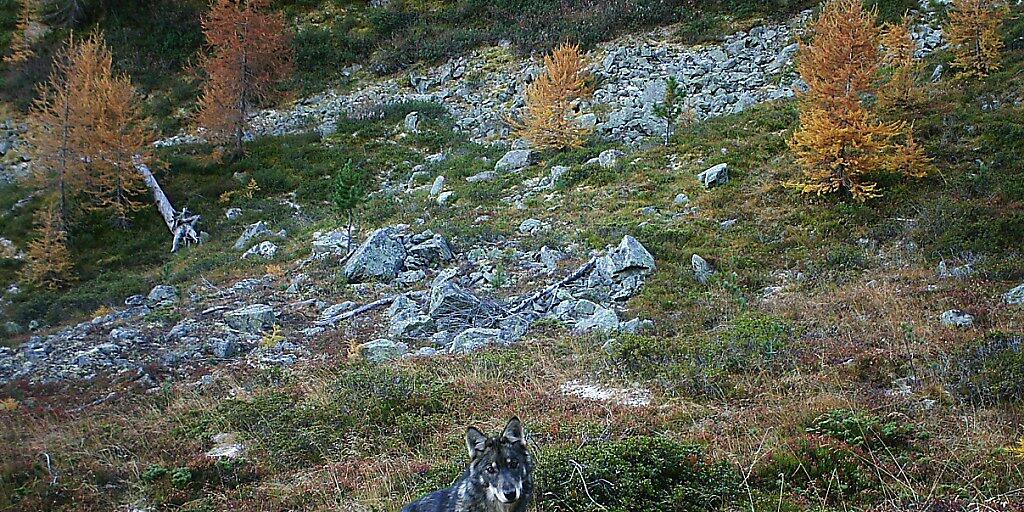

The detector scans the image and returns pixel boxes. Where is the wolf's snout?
[497,487,519,503]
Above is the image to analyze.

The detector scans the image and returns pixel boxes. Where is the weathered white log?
[134,158,201,252]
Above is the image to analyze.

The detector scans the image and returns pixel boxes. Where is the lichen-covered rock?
[224,304,277,334]
[342,228,407,283]
[495,149,533,173]
[450,328,504,354]
[357,339,409,363]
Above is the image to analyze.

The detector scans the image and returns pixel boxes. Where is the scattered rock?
[466,170,496,183]
[450,328,504,354]
[1003,283,1024,305]
[224,304,277,334]
[206,433,246,459]
[342,228,407,283]
[437,190,455,205]
[673,193,689,205]
[495,149,533,173]
[597,149,626,169]
[233,221,272,251]
[697,163,729,188]
[356,339,409,362]
[146,285,178,306]
[940,309,974,328]
[225,208,243,220]
[692,254,715,284]
[242,241,278,260]
[429,175,445,197]
[404,111,420,133]
[560,380,651,407]
[518,218,549,235]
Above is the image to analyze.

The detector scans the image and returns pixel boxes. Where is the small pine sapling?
[508,43,593,150]
[652,76,693,146]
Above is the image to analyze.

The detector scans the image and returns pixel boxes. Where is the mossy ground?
[1,3,1023,512]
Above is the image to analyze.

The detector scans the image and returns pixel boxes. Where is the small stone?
[225,208,243,220]
[598,149,626,169]
[437,191,455,205]
[466,170,496,183]
[518,218,549,234]
[692,254,715,284]
[673,193,689,205]
[429,175,445,197]
[939,309,974,328]
[404,111,420,133]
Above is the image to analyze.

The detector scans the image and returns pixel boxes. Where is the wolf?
[401,417,534,512]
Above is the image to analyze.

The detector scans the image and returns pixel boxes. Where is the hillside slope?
[1,1,1023,511]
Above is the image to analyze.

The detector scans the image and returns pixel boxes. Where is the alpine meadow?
[0,0,1022,511]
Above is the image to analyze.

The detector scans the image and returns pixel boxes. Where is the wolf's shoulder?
[401,484,463,512]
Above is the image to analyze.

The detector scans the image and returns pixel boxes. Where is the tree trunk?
[134,160,201,252]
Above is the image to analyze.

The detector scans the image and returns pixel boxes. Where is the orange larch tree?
[74,33,155,225]
[197,0,294,157]
[945,0,1007,79]
[508,43,592,150]
[878,15,922,110]
[21,203,74,289]
[787,0,907,201]
[28,32,91,221]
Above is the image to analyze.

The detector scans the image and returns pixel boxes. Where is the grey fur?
[402,417,534,512]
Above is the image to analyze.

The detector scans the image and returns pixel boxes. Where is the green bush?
[806,409,918,451]
[756,436,876,504]
[537,436,741,512]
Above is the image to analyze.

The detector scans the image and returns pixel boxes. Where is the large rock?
[450,328,503,354]
[146,285,178,306]
[224,304,277,334]
[405,234,454,269]
[495,149,533,173]
[233,221,272,250]
[342,228,407,283]
[429,281,481,319]
[356,339,409,363]
[388,295,435,338]
[697,163,729,188]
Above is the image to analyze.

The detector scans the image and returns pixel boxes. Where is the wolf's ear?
[466,426,488,459]
[501,416,525,448]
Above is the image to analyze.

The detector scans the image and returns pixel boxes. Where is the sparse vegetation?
[1,2,1023,512]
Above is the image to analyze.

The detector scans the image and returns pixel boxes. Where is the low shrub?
[537,436,741,512]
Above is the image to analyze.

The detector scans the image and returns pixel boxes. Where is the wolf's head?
[465,417,533,506]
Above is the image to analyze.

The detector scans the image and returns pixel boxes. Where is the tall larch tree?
[508,43,592,150]
[21,204,74,289]
[787,0,903,200]
[197,0,294,157]
[28,32,91,222]
[945,0,1007,79]
[75,33,154,226]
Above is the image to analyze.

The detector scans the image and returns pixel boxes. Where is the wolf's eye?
[508,460,519,469]
[486,465,497,474]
